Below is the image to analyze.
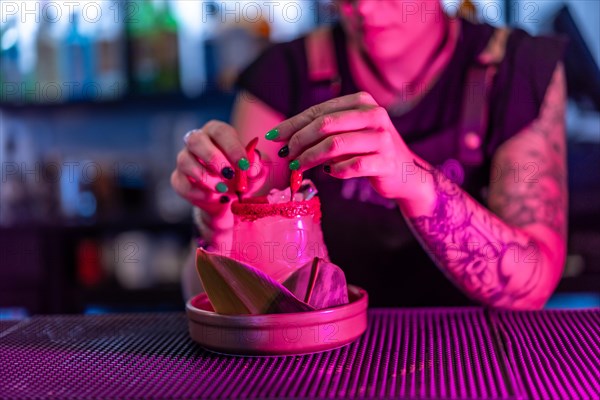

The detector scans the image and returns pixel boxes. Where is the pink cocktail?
[230,197,329,282]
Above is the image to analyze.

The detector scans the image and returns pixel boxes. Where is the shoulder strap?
[457,64,497,165]
[305,27,341,98]
[457,27,511,166]
[477,27,511,65]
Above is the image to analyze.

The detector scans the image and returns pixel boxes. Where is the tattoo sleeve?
[404,64,567,309]
[408,160,545,308]
[488,64,568,241]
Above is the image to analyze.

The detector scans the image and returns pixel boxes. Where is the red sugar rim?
[231,196,321,221]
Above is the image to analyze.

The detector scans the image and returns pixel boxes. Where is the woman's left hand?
[266,92,416,200]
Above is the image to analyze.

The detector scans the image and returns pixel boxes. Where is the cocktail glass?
[230,196,328,283]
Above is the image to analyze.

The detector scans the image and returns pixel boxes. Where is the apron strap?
[457,27,510,166]
[457,64,497,166]
[305,25,509,169]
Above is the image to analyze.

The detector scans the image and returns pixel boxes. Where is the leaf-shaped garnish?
[196,248,315,315]
[282,257,349,309]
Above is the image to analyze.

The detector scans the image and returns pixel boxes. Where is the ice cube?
[267,179,318,203]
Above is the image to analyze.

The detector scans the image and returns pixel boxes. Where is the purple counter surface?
[1,308,598,399]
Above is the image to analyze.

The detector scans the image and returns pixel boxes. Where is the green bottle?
[127,0,159,94]
[154,0,180,92]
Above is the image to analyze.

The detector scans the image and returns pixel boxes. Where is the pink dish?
[186,285,368,356]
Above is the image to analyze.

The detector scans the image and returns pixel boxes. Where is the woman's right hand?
[171,120,266,237]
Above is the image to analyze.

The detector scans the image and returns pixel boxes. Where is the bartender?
[172,0,567,309]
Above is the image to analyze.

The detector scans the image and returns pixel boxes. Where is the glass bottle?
[154,0,179,92]
[127,0,158,94]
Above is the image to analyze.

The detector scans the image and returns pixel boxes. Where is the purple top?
[237,19,565,306]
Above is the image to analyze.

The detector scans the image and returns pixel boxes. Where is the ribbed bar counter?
[1,308,598,399]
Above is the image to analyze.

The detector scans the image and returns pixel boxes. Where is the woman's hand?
[266,92,418,201]
[171,120,266,231]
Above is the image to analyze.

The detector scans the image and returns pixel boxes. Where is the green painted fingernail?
[289,160,300,170]
[216,182,228,193]
[265,128,279,140]
[238,157,250,171]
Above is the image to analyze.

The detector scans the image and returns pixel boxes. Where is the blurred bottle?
[59,158,98,222]
[150,235,184,284]
[0,114,39,225]
[36,152,63,224]
[154,0,180,92]
[77,239,104,287]
[127,0,159,94]
[172,1,208,97]
[61,12,96,101]
[202,1,221,88]
[16,3,39,103]
[0,133,25,225]
[36,6,61,103]
[95,1,127,100]
[113,231,153,289]
[1,16,22,103]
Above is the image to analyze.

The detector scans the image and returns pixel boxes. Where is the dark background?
[1,0,598,317]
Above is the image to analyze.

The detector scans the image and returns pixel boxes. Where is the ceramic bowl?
[186,285,368,356]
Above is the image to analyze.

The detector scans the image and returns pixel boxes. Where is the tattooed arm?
[262,62,566,309]
[401,64,567,310]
